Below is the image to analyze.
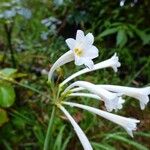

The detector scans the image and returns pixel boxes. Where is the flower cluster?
[48,30,150,150]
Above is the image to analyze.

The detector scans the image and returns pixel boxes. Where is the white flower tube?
[69,92,101,100]
[48,50,74,82]
[60,53,120,87]
[69,92,125,111]
[98,85,150,110]
[70,87,85,92]
[63,102,140,137]
[59,105,93,150]
[63,81,122,112]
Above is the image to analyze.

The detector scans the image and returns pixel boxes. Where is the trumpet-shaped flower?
[64,81,122,112]
[63,102,140,137]
[48,50,74,81]
[69,92,125,111]
[60,53,120,87]
[48,30,98,82]
[59,105,93,150]
[97,85,150,110]
[66,30,99,69]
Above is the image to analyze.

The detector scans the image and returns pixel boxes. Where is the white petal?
[98,85,150,110]
[59,105,93,150]
[65,38,76,50]
[85,46,99,59]
[60,53,120,87]
[85,33,94,45]
[74,56,84,66]
[76,30,85,42]
[117,97,125,110]
[48,50,74,82]
[110,53,121,72]
[84,59,94,69]
[63,102,140,137]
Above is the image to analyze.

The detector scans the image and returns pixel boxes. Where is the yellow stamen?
[74,48,83,57]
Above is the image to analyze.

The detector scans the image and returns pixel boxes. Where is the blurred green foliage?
[0,0,150,149]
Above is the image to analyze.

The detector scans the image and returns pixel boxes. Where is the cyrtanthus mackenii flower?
[59,105,93,150]
[48,30,98,82]
[63,81,123,112]
[63,101,140,137]
[69,92,125,111]
[97,85,150,110]
[48,50,74,81]
[47,29,150,150]
[60,53,120,87]
[66,30,99,69]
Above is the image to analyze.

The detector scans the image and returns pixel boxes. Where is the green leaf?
[0,83,16,108]
[53,125,66,150]
[116,29,127,48]
[135,132,150,138]
[62,133,72,150]
[0,108,9,127]
[97,27,119,38]
[92,142,116,150]
[33,125,45,146]
[0,68,17,78]
[109,135,148,150]
[129,25,150,45]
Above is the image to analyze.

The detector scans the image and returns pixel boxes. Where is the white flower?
[60,53,120,87]
[66,30,99,69]
[98,85,150,110]
[69,92,125,111]
[63,81,122,112]
[59,105,93,150]
[48,50,74,82]
[108,53,121,72]
[63,102,140,137]
[48,30,98,82]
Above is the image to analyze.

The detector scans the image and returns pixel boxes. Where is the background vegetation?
[0,0,150,149]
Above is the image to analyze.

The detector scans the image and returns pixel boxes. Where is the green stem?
[43,106,56,150]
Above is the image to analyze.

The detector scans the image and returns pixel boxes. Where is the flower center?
[74,48,84,57]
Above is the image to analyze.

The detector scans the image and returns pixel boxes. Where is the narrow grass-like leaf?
[53,125,66,150]
[33,125,45,146]
[62,133,72,150]
[91,142,116,150]
[135,132,150,138]
[2,140,13,150]
[108,134,148,150]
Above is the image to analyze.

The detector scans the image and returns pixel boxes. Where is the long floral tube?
[63,101,140,137]
[69,92,125,110]
[70,87,85,92]
[69,92,101,100]
[48,50,74,82]
[59,105,93,150]
[59,53,120,87]
[97,85,150,110]
[63,81,122,112]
